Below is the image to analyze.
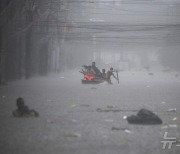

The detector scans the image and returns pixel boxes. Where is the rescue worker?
[101,69,106,79]
[91,62,101,77]
[106,67,118,84]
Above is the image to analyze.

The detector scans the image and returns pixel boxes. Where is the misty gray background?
[0,0,180,154]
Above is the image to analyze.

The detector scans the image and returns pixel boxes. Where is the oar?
[116,70,119,84]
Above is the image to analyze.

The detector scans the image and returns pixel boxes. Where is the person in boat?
[106,67,118,84]
[101,69,106,79]
[81,65,96,81]
[86,66,95,75]
[13,97,39,117]
[82,65,94,75]
[91,62,101,77]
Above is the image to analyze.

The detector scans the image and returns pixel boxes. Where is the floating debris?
[65,132,81,138]
[161,125,178,129]
[167,108,177,112]
[169,124,178,128]
[80,104,90,107]
[111,127,131,134]
[123,116,127,120]
[112,127,124,131]
[105,119,114,122]
[96,108,138,113]
[124,129,131,134]
[161,101,166,105]
[96,108,122,112]
[172,117,177,121]
[127,108,162,125]
[161,125,168,129]
[107,105,117,109]
[71,103,77,108]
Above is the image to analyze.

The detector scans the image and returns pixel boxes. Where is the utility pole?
[59,0,70,71]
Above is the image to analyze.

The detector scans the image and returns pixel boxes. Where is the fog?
[59,0,180,72]
[1,0,180,82]
[1,1,180,154]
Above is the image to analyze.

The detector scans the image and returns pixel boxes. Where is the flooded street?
[0,70,180,154]
[1,0,180,153]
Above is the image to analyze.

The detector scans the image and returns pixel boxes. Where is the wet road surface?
[0,70,180,154]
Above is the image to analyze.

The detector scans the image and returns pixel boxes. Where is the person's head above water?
[16,97,25,109]
[110,67,113,71]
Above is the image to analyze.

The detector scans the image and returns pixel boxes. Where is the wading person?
[13,97,39,117]
[101,69,106,79]
[106,67,118,84]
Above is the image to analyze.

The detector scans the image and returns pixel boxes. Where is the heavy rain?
[0,0,180,154]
